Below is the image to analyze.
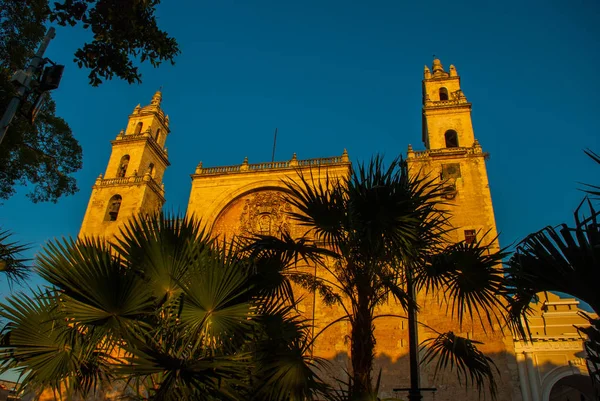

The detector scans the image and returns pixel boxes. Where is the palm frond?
[348,155,449,262]
[0,228,31,286]
[249,303,331,401]
[119,328,249,401]
[575,313,600,392]
[420,331,499,400]
[582,149,600,197]
[421,232,510,330]
[113,212,213,306]
[36,236,154,337]
[507,200,600,319]
[177,248,253,350]
[0,289,114,397]
[242,231,337,309]
[283,169,349,248]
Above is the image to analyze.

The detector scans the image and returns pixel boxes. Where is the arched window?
[445,130,459,148]
[106,195,122,221]
[439,87,449,101]
[148,163,155,177]
[154,128,161,142]
[134,122,143,134]
[117,155,130,178]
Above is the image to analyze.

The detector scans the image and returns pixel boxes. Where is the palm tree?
[247,155,508,401]
[0,213,330,400]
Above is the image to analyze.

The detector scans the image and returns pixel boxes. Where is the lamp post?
[406,267,423,401]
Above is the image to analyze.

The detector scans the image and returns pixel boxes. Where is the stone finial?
[95,174,103,184]
[119,129,125,137]
[133,104,141,114]
[432,58,444,73]
[241,156,249,171]
[473,138,481,148]
[143,171,151,181]
[195,161,203,175]
[341,148,349,162]
[144,128,152,137]
[290,153,298,167]
[165,115,170,126]
[151,89,162,106]
[424,65,431,79]
[449,64,458,77]
[407,144,414,158]
[164,147,168,156]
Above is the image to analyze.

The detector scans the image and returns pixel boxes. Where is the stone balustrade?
[424,98,469,107]
[409,146,482,159]
[196,153,349,176]
[94,174,164,195]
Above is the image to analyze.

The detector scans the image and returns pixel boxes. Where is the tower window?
[155,128,161,142]
[106,195,122,221]
[464,229,477,244]
[117,155,130,178]
[445,130,459,148]
[439,87,449,101]
[148,163,155,177]
[134,122,143,135]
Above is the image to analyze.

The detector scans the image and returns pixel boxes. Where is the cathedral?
[78,59,594,401]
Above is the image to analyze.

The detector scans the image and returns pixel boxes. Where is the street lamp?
[0,27,64,145]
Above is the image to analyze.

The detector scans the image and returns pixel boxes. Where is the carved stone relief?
[239,191,292,236]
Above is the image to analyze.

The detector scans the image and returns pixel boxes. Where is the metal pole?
[0,27,56,146]
[271,128,277,162]
[407,267,423,401]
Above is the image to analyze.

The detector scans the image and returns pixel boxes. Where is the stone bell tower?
[407,59,498,246]
[79,90,170,239]
[404,59,519,401]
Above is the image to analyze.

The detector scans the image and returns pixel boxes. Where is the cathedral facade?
[78,59,593,401]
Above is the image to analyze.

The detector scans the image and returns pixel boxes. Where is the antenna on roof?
[271,128,278,162]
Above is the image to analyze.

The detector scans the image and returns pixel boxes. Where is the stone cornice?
[513,336,585,353]
[423,76,460,83]
[111,134,171,167]
[128,108,170,132]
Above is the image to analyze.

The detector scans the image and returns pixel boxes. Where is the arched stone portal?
[548,373,595,401]
[212,188,297,238]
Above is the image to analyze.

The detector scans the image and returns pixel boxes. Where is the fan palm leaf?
[420,331,499,400]
[113,213,213,307]
[248,303,331,401]
[36,237,155,338]
[417,233,510,330]
[119,326,249,401]
[0,228,31,286]
[0,289,114,397]
[177,248,253,351]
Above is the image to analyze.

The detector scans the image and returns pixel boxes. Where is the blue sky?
[1,0,599,295]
